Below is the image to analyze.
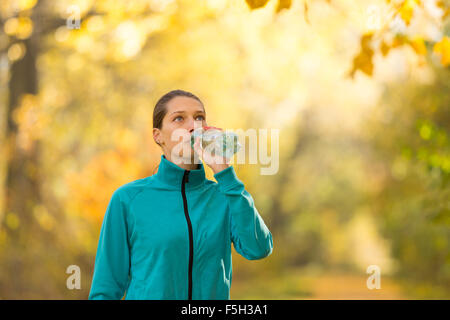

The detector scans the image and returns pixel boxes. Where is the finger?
[193,137,200,149]
[193,137,202,155]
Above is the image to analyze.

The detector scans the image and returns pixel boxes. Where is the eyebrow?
[170,110,205,116]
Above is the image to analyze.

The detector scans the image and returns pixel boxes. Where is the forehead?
[166,96,204,113]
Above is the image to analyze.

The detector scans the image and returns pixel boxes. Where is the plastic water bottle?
[190,126,241,158]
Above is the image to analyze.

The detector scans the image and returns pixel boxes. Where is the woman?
[88,89,273,300]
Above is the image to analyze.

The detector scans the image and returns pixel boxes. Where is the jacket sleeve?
[214,166,273,260]
[88,189,131,300]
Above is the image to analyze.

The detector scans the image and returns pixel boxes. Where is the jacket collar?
[155,154,206,190]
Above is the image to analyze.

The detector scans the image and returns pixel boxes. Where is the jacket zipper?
[181,170,193,300]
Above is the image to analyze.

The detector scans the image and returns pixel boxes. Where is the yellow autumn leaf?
[433,36,450,66]
[408,37,427,56]
[18,0,38,11]
[276,0,292,13]
[378,35,408,59]
[399,0,420,26]
[245,0,270,9]
[392,34,408,48]
[16,17,34,40]
[304,1,310,24]
[436,0,449,19]
[380,40,390,57]
[349,33,374,77]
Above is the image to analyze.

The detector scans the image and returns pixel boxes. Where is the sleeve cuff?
[213,165,241,190]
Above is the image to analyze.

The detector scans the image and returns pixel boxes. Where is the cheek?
[162,127,186,146]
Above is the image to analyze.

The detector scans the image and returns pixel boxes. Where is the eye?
[174,116,183,122]
[195,115,205,121]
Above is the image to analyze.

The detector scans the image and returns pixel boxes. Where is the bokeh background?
[0,0,449,299]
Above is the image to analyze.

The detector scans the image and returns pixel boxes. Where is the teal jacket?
[88,154,273,300]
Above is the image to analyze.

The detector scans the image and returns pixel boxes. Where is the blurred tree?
[365,64,449,297]
[0,0,448,299]
[1,0,43,297]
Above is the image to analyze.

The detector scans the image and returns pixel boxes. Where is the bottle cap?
[203,126,222,131]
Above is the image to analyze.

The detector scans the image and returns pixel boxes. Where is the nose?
[189,119,203,134]
[185,121,197,142]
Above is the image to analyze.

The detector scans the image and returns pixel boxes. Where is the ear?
[153,128,161,145]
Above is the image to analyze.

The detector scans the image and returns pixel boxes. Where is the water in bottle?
[190,126,241,158]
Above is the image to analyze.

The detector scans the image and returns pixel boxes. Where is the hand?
[193,133,230,174]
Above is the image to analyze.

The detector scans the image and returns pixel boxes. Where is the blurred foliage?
[364,65,449,298]
[0,0,448,299]
[246,0,450,75]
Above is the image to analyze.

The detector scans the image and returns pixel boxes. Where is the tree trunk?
[1,5,41,298]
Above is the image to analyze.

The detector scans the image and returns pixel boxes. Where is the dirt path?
[300,272,406,299]
[230,269,408,299]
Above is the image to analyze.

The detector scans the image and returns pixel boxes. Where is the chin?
[172,150,197,164]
